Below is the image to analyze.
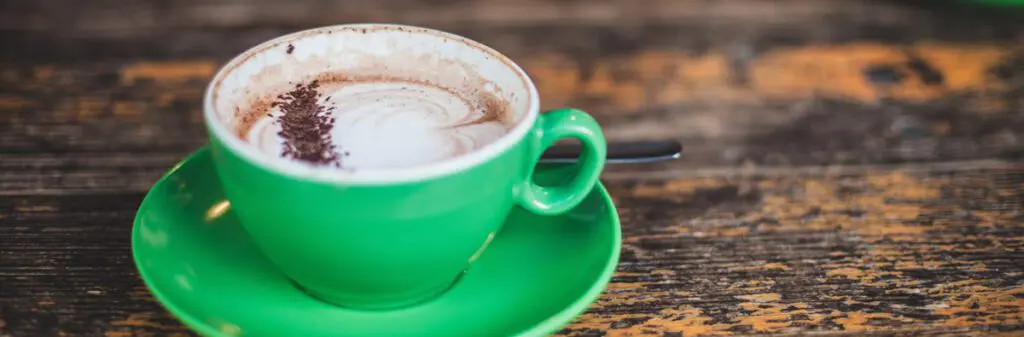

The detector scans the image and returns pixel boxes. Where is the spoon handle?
[540,140,682,164]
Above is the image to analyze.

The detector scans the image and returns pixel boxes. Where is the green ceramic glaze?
[132,147,620,337]
[208,108,605,309]
[201,24,608,309]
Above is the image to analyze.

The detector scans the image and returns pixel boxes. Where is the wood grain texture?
[2,170,1023,336]
[2,0,1024,336]
[568,169,1024,336]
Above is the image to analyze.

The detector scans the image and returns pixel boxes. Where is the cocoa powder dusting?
[274,80,341,167]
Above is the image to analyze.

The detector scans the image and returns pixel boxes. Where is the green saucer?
[132,147,621,337]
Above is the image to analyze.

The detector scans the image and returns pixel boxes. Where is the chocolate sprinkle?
[286,44,295,54]
[273,80,341,167]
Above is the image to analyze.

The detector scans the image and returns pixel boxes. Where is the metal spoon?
[539,140,682,164]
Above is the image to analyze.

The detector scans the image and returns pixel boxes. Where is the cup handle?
[516,108,607,215]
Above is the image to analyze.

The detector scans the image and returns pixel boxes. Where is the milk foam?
[246,80,509,169]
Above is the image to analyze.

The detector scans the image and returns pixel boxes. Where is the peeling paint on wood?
[119,62,217,85]
[558,170,1024,336]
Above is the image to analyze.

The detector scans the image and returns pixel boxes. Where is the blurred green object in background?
[969,0,1024,6]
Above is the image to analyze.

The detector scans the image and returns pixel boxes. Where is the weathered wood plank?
[1,0,1013,37]
[4,0,1024,63]
[4,0,1024,39]
[2,169,1022,336]
[4,40,1024,193]
[565,169,1024,335]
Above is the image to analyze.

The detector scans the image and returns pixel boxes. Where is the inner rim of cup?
[203,24,539,185]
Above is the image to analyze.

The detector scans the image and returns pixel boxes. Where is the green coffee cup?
[202,24,607,310]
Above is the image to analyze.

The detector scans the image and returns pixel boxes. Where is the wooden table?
[3,0,1024,336]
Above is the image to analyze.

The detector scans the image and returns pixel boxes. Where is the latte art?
[245,80,511,169]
